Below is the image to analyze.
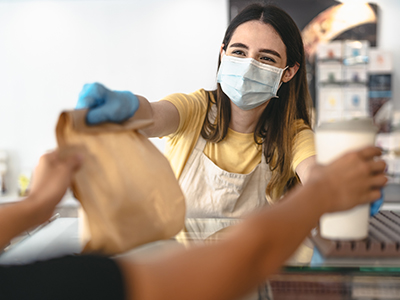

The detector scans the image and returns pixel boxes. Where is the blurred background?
[0,0,399,195]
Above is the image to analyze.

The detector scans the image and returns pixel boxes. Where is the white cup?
[315,118,378,240]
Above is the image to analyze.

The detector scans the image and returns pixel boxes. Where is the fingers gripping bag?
[56,106,185,256]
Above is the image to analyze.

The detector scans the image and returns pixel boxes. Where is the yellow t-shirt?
[163,89,315,196]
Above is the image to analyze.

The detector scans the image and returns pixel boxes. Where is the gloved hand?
[76,83,139,125]
[370,189,384,216]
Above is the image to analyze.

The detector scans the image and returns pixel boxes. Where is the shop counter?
[2,206,400,299]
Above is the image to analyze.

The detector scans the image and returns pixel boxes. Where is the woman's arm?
[0,148,82,249]
[120,146,387,300]
[137,96,180,138]
[76,83,180,138]
[293,126,317,184]
[296,155,316,183]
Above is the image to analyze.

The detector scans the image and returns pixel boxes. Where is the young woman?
[76,4,315,218]
[0,146,387,300]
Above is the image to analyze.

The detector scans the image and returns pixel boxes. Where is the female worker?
[76,4,315,218]
[0,146,387,300]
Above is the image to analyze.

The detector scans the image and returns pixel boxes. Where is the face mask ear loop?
[281,66,289,79]
[218,50,228,71]
[221,50,226,60]
[217,51,226,81]
[274,66,289,99]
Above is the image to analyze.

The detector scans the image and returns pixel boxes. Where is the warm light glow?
[302,3,376,58]
[330,3,376,37]
[337,0,370,4]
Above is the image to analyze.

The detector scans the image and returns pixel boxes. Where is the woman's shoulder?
[163,89,213,136]
[162,89,211,108]
[292,119,314,145]
[292,118,313,134]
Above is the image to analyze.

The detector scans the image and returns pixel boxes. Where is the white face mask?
[217,54,288,110]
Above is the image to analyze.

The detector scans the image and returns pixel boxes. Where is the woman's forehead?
[229,20,286,57]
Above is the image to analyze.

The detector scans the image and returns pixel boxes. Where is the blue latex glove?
[76,83,139,125]
[370,189,384,216]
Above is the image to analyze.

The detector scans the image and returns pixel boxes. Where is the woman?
[77,4,315,218]
[0,146,387,300]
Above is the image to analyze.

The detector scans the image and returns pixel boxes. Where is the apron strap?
[260,144,266,164]
[195,134,207,151]
[194,104,217,151]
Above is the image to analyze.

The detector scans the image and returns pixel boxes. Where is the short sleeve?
[162,89,209,137]
[292,129,316,172]
[162,89,210,178]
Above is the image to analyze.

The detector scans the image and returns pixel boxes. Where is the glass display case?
[1,201,399,299]
[169,212,400,300]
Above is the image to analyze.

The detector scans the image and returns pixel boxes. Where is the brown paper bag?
[56,108,185,255]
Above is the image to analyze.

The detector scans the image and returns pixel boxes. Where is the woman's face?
[221,20,298,83]
[224,20,288,68]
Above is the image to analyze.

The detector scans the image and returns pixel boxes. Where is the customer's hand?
[29,147,83,221]
[76,82,139,125]
[309,146,387,213]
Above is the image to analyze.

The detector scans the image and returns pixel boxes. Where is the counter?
[1,210,400,300]
[1,183,400,299]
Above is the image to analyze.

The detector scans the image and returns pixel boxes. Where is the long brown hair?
[201,3,312,200]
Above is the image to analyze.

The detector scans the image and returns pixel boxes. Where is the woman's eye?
[231,50,245,56]
[260,56,276,63]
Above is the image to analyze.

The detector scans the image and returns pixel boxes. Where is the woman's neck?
[229,101,268,133]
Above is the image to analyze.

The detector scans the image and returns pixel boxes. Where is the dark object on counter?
[311,210,400,257]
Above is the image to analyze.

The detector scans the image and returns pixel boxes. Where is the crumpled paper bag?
[56,108,185,255]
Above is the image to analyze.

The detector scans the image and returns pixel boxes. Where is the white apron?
[179,133,272,219]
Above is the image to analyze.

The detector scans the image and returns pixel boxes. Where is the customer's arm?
[0,148,82,249]
[120,146,387,300]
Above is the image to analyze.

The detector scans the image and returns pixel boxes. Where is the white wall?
[0,0,399,194]
[0,0,228,193]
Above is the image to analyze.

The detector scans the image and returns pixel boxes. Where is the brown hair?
[201,3,312,200]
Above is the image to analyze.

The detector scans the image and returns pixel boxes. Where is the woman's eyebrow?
[229,42,249,49]
[229,43,281,58]
[260,49,281,58]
